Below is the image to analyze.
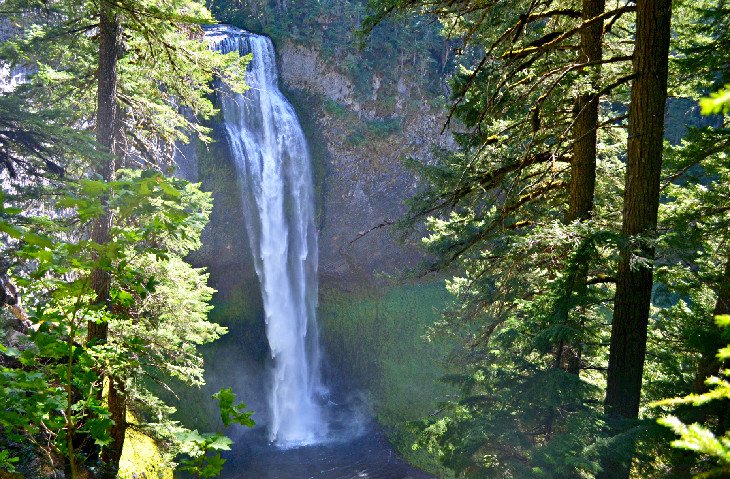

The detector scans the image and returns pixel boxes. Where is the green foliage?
[322,98,350,118]
[320,96,404,145]
[358,0,633,474]
[212,387,255,428]
[176,429,232,478]
[0,450,18,472]
[700,86,730,115]
[0,0,248,174]
[0,93,96,179]
[653,316,730,478]
[177,389,254,479]
[0,0,253,474]
[365,117,402,137]
[402,215,624,477]
[361,0,729,477]
[0,171,241,475]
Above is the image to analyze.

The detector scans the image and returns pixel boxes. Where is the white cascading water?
[206,25,327,447]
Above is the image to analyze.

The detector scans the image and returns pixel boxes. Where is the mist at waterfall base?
[191,25,435,478]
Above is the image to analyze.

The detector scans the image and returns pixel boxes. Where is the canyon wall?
[276,40,454,286]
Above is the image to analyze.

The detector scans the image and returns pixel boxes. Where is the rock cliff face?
[275,40,453,287]
[0,21,31,93]
[174,32,456,453]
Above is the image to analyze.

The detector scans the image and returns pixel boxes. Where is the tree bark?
[88,0,120,339]
[89,2,127,476]
[551,0,605,376]
[567,0,603,225]
[102,377,127,469]
[601,0,672,476]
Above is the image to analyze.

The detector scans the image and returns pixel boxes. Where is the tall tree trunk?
[567,0,603,226]
[552,0,605,375]
[89,2,127,476]
[102,377,127,469]
[88,1,120,329]
[601,0,672,477]
[544,0,605,439]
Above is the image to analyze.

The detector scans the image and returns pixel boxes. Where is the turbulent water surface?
[220,423,435,479]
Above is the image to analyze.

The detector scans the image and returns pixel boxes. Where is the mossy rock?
[118,412,173,479]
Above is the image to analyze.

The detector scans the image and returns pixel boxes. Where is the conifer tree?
[1,0,247,474]
[364,0,635,475]
[363,0,726,477]
[603,0,673,430]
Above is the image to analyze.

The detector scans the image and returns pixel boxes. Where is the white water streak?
[208,25,327,447]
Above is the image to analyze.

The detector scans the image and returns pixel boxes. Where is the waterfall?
[206,25,327,447]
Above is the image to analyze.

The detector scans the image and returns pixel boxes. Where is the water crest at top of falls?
[206,25,327,448]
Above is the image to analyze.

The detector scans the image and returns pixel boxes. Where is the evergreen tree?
[364,0,634,475]
[1,0,248,475]
[641,3,730,474]
[599,2,673,478]
[364,0,728,477]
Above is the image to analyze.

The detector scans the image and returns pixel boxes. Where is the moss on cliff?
[318,281,456,476]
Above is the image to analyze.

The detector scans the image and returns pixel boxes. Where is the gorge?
[187,25,443,478]
[2,0,723,477]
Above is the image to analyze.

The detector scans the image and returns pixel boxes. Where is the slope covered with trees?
[362,0,730,477]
